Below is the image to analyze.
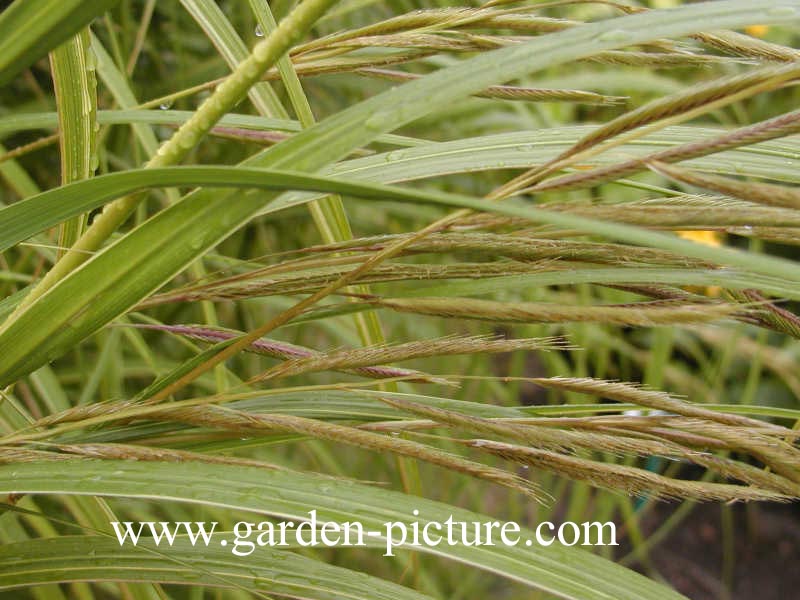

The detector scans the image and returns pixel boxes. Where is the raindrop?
[255,24,264,37]
[364,114,386,132]
[386,150,406,162]
[85,48,97,72]
[597,29,633,43]
[159,99,173,110]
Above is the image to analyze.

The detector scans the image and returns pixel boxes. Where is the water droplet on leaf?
[597,29,633,43]
[364,114,386,131]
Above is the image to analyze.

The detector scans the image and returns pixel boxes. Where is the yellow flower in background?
[745,25,770,38]
[676,230,722,248]
[677,230,724,296]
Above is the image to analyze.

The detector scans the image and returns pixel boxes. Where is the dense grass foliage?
[1,0,799,598]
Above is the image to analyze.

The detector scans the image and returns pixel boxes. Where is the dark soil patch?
[624,501,800,600]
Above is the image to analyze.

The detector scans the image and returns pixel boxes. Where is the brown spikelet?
[255,334,566,382]
[374,296,741,326]
[648,160,800,210]
[149,405,547,501]
[125,323,447,384]
[529,377,788,430]
[494,64,800,196]
[358,68,625,105]
[467,439,789,503]
[529,109,800,194]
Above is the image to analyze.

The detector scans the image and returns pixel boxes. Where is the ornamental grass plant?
[0,0,799,598]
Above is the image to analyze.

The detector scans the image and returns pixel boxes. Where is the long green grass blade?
[0,460,688,600]
[0,535,434,600]
[0,0,119,86]
[48,29,97,256]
